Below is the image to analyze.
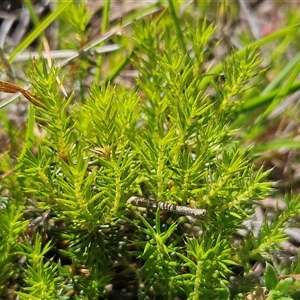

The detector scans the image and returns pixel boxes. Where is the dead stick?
[127,196,206,218]
[0,80,43,107]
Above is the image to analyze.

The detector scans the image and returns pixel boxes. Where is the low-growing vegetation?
[1,1,300,299]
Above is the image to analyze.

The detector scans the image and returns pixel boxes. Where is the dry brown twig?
[127,196,206,218]
[0,80,42,107]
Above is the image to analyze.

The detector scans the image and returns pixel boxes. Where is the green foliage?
[15,235,59,299]
[8,1,72,63]
[175,235,236,298]
[0,205,27,291]
[1,1,300,299]
[265,262,278,291]
[263,262,299,300]
[134,210,181,297]
[240,193,300,268]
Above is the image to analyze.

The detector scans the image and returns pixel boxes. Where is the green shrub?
[1,2,300,299]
